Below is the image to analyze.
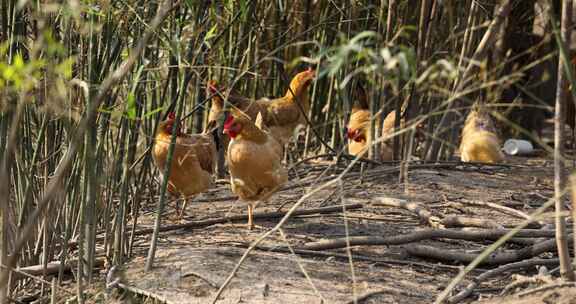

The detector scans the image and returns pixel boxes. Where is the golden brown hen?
[459,107,503,163]
[223,109,288,230]
[153,112,217,218]
[212,68,316,146]
[346,83,397,160]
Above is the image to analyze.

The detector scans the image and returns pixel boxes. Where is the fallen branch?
[245,244,475,272]
[136,203,363,236]
[373,197,443,228]
[516,281,575,298]
[301,229,556,251]
[346,286,429,304]
[457,199,543,228]
[8,258,105,280]
[117,282,176,304]
[447,258,560,303]
[66,201,362,251]
[441,215,504,229]
[405,235,572,265]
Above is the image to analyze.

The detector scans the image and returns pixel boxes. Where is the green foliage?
[0,53,45,92]
[323,30,418,91]
[323,30,456,94]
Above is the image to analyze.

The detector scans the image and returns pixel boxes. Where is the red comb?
[346,127,356,139]
[168,112,176,119]
[207,80,218,92]
[223,115,234,129]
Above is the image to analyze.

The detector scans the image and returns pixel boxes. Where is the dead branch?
[0,265,75,295]
[117,282,177,304]
[516,281,575,298]
[441,215,504,229]
[7,258,105,280]
[346,286,429,304]
[65,203,363,250]
[136,203,362,236]
[300,229,555,251]
[457,199,543,228]
[373,197,443,228]
[247,244,474,272]
[448,258,560,303]
[406,235,573,265]
[501,273,555,297]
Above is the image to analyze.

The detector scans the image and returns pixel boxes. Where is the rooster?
[459,107,503,163]
[212,68,316,146]
[153,112,218,218]
[223,109,288,230]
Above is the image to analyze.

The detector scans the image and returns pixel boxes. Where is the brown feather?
[347,110,398,161]
[153,120,216,198]
[459,108,503,163]
[212,69,315,146]
[225,112,287,203]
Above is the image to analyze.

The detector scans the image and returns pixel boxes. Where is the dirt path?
[120,156,575,303]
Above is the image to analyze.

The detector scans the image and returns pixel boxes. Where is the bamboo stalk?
[553,0,575,281]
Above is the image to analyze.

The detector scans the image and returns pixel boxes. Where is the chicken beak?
[223,128,229,135]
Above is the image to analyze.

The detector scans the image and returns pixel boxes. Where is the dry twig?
[138,203,363,235]
[301,228,555,251]
[406,234,572,265]
[373,197,443,228]
[448,258,560,303]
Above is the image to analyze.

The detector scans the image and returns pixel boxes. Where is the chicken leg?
[247,203,255,230]
[178,197,189,221]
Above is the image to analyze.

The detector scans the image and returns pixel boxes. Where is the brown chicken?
[207,80,225,125]
[346,83,400,161]
[459,107,503,163]
[207,80,232,152]
[223,109,288,230]
[213,68,316,146]
[153,112,217,218]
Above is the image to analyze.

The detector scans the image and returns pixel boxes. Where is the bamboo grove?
[1,0,575,302]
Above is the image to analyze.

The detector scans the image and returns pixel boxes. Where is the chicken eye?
[232,122,242,133]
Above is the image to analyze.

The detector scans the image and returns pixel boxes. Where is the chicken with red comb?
[223,109,287,230]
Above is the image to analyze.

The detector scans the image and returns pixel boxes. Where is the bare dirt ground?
[118,153,576,304]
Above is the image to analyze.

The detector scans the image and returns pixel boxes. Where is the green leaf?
[183,0,194,10]
[2,66,15,80]
[125,64,145,120]
[205,24,218,41]
[56,57,76,79]
[144,106,165,118]
[13,54,24,70]
[126,93,136,119]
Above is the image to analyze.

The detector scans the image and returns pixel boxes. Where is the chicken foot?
[247,201,270,230]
